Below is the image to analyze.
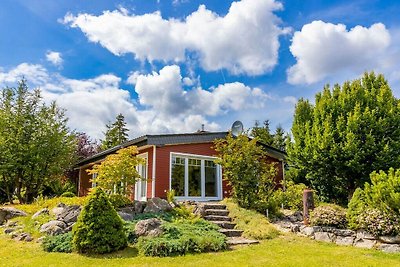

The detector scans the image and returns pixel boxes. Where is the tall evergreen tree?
[251,120,274,145]
[101,113,129,150]
[287,72,400,204]
[272,125,287,152]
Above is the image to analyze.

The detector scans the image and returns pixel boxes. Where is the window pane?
[188,160,201,197]
[205,160,217,197]
[171,157,185,196]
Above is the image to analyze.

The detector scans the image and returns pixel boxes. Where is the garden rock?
[143,197,172,213]
[118,211,134,221]
[40,220,66,235]
[335,236,355,246]
[378,244,400,253]
[51,203,66,217]
[32,208,49,219]
[57,205,81,225]
[14,232,33,242]
[314,232,335,243]
[334,229,355,237]
[379,236,400,244]
[134,201,146,213]
[0,207,27,224]
[135,218,163,237]
[193,203,206,217]
[354,238,376,249]
[4,228,15,234]
[301,226,316,236]
[356,231,376,240]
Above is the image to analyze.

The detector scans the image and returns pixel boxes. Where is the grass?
[221,198,280,240]
[1,233,400,266]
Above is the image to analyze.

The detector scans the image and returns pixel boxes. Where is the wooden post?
[303,189,314,225]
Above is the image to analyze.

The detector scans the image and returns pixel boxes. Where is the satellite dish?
[231,121,244,136]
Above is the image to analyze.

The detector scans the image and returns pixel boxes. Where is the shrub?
[273,181,308,211]
[356,208,400,236]
[136,219,226,257]
[166,189,175,203]
[42,232,73,253]
[108,194,132,209]
[222,198,279,240]
[72,188,127,254]
[61,192,76,198]
[310,204,347,228]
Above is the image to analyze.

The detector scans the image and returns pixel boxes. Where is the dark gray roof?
[76,131,286,167]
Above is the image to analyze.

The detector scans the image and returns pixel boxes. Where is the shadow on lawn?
[83,246,139,259]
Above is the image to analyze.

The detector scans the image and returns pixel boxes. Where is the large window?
[171,154,220,199]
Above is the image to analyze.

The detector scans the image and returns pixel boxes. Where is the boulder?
[118,211,134,221]
[57,205,81,225]
[301,226,316,237]
[335,236,355,246]
[134,201,146,213]
[14,232,32,242]
[354,238,377,249]
[356,231,376,240]
[32,208,49,219]
[40,220,66,235]
[135,218,163,237]
[377,243,400,253]
[379,236,400,244]
[51,203,66,217]
[334,229,355,237]
[143,198,172,213]
[0,207,27,224]
[4,228,15,234]
[193,203,206,218]
[314,232,335,243]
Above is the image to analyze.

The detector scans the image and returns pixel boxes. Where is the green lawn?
[1,233,400,267]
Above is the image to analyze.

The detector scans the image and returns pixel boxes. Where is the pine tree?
[101,113,129,150]
[272,125,286,152]
[251,120,274,145]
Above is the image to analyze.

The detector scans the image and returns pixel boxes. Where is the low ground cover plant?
[222,198,279,240]
[42,232,73,253]
[310,204,347,228]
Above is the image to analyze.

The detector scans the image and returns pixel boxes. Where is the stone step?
[203,203,226,210]
[219,229,243,237]
[227,237,259,246]
[205,209,229,216]
[210,221,236,229]
[204,215,231,222]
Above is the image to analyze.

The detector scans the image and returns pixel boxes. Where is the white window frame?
[169,152,222,201]
[91,173,98,188]
[135,152,148,201]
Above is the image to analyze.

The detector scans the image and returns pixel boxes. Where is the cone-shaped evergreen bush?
[72,188,127,254]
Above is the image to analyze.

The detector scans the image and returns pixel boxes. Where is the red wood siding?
[78,165,92,197]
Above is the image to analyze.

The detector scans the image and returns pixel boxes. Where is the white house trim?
[152,145,156,198]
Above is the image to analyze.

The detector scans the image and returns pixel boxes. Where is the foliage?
[214,133,277,211]
[15,196,87,215]
[72,188,127,254]
[273,181,308,211]
[74,132,99,161]
[60,192,76,198]
[0,79,76,203]
[42,233,73,253]
[287,72,400,203]
[136,219,226,257]
[13,212,54,238]
[166,189,175,203]
[347,168,400,235]
[88,146,144,196]
[108,194,132,209]
[251,120,274,145]
[272,125,287,152]
[222,198,279,240]
[42,178,76,198]
[310,204,347,228]
[101,113,129,150]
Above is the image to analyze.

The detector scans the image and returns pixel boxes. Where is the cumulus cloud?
[287,21,391,84]
[46,51,63,66]
[63,0,289,75]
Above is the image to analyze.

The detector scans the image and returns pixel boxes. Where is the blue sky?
[1,0,399,139]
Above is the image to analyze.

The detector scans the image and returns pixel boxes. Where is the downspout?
[152,145,156,198]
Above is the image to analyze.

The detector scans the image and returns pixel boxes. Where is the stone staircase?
[202,203,259,246]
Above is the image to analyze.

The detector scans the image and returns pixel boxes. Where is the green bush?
[136,219,226,257]
[42,232,73,253]
[61,192,76,198]
[273,181,308,211]
[108,194,132,209]
[72,188,127,254]
[310,204,347,228]
[347,168,400,235]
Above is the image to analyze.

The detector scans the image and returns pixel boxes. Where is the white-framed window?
[170,153,222,200]
[91,173,98,188]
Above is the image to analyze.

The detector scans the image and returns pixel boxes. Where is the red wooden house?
[76,131,286,201]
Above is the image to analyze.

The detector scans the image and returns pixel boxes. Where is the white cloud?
[287,21,391,84]
[46,51,63,66]
[63,0,289,75]
[0,63,49,85]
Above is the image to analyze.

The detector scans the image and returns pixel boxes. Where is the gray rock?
[135,218,163,237]
[143,197,172,213]
[354,238,377,249]
[0,207,27,224]
[290,224,301,233]
[193,204,206,218]
[24,234,33,242]
[356,231,376,240]
[40,220,67,235]
[379,236,400,244]
[334,229,355,237]
[57,205,81,225]
[314,232,335,243]
[301,226,316,237]
[118,211,134,221]
[335,236,355,246]
[32,208,49,219]
[134,201,146,213]
[4,228,15,234]
[5,221,17,227]
[51,203,66,217]
[378,243,400,253]
[15,232,31,241]
[37,236,45,243]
